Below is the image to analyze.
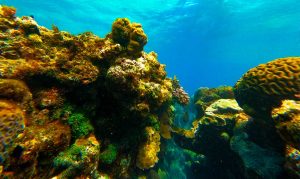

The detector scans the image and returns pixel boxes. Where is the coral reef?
[136,127,160,169]
[111,18,147,56]
[234,57,300,117]
[193,86,234,118]
[53,135,100,178]
[271,100,300,177]
[0,100,25,164]
[173,88,288,178]
[0,5,188,178]
[99,144,118,165]
[171,76,190,105]
[172,56,300,178]
[285,145,300,177]
[272,100,300,149]
[2,4,297,179]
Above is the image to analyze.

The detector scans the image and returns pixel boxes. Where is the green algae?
[99,144,118,164]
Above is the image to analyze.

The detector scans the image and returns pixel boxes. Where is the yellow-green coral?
[0,5,16,18]
[136,127,160,169]
[111,18,131,46]
[111,18,147,56]
[0,5,179,177]
[234,57,300,117]
[53,135,100,178]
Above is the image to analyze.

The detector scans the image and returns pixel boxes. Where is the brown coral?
[0,5,180,177]
[0,5,16,18]
[111,18,147,56]
[0,79,32,108]
[272,100,300,150]
[0,100,25,164]
[234,57,300,117]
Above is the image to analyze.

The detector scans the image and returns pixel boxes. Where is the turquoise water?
[2,0,300,93]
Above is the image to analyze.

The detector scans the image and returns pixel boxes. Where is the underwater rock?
[234,57,300,117]
[202,99,243,126]
[193,86,234,118]
[230,133,284,179]
[173,97,247,178]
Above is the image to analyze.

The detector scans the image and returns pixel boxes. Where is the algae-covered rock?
[193,86,234,118]
[230,133,284,178]
[200,99,242,126]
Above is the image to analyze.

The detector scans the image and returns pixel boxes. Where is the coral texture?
[0,100,25,164]
[53,135,100,178]
[112,18,147,56]
[0,5,188,178]
[272,100,300,150]
[234,57,300,117]
[136,127,161,169]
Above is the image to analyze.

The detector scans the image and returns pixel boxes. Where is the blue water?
[2,0,300,94]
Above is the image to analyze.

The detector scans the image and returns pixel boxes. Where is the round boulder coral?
[234,57,300,117]
[0,100,25,163]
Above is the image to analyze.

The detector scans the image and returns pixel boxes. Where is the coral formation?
[3,4,297,179]
[193,86,234,118]
[99,144,118,165]
[285,145,300,177]
[270,100,300,177]
[0,5,188,178]
[53,135,100,178]
[201,99,243,125]
[272,100,300,150]
[111,18,147,56]
[173,87,289,178]
[234,57,300,117]
[171,76,190,105]
[0,100,25,164]
[0,79,33,110]
[136,127,161,169]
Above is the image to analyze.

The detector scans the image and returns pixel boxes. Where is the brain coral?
[234,57,300,117]
[0,100,25,163]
